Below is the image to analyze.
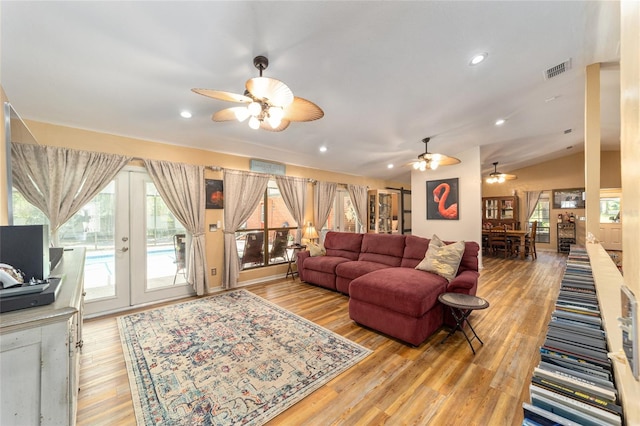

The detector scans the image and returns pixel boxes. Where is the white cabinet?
[1,248,85,426]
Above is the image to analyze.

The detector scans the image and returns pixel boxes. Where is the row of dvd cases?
[522,246,623,426]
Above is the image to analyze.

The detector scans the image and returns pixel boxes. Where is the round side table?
[438,292,490,355]
[285,244,306,279]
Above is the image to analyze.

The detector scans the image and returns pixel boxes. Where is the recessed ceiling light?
[319,146,327,153]
[495,118,506,126]
[469,52,488,66]
[180,111,192,118]
[387,164,394,169]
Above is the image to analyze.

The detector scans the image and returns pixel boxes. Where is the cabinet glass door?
[485,200,498,219]
[501,199,514,219]
[368,194,376,231]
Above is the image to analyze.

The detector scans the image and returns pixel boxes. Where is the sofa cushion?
[323,232,363,261]
[358,234,405,266]
[458,242,480,274]
[303,255,350,274]
[336,260,393,281]
[349,268,448,318]
[401,235,431,268]
[415,238,465,282]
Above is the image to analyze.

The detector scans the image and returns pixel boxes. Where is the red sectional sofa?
[296,231,480,346]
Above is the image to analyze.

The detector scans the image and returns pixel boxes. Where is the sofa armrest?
[446,269,480,294]
[296,250,311,281]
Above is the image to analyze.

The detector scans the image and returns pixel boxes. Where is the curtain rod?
[130,159,313,182]
[130,157,222,172]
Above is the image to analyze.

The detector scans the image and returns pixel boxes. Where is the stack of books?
[523,246,623,426]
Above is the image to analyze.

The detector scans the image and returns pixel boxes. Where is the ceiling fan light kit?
[192,55,323,132]
[485,161,517,184]
[412,137,461,171]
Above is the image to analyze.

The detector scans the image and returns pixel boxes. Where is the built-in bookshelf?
[523,245,623,425]
[523,244,640,425]
[586,243,640,424]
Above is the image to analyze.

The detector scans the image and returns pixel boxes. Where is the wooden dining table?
[482,229,529,259]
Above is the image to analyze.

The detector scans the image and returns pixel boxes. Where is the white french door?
[83,168,195,316]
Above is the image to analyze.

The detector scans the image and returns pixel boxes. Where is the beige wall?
[481,150,621,251]
[17,119,406,290]
[412,146,483,249]
[620,0,639,298]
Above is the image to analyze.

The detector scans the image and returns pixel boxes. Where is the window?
[12,189,47,226]
[236,180,297,270]
[325,189,362,234]
[528,192,550,243]
[600,197,620,223]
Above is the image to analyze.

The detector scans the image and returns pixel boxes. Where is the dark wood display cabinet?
[482,196,519,229]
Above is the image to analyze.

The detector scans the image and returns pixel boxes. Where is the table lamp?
[303,222,319,243]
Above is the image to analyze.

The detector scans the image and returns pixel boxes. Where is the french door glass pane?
[58,182,117,301]
[144,182,187,289]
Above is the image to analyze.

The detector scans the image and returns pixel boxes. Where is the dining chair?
[489,225,510,258]
[525,221,538,260]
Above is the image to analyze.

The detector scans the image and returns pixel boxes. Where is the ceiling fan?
[485,161,517,183]
[411,137,461,171]
[192,55,324,132]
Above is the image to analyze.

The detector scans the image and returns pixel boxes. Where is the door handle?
[118,247,129,253]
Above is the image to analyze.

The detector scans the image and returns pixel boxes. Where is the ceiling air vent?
[544,59,572,80]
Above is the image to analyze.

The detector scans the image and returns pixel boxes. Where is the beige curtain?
[222,169,270,289]
[347,184,368,232]
[525,191,542,231]
[144,160,208,296]
[11,143,131,245]
[314,181,337,234]
[275,176,307,243]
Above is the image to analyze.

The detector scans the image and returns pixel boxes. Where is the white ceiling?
[1,1,621,184]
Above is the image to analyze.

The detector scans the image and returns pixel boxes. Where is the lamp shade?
[303,223,319,241]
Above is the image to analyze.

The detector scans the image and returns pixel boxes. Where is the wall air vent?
[544,58,572,80]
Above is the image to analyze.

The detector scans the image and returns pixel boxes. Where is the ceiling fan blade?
[212,107,247,122]
[283,97,324,122]
[192,88,252,103]
[246,77,294,107]
[435,156,462,166]
[259,119,291,132]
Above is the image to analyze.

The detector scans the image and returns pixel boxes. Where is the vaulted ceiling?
[1,1,621,183]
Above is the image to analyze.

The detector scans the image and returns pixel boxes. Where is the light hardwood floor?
[77,251,565,425]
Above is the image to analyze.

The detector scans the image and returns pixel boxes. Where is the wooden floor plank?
[77,251,565,425]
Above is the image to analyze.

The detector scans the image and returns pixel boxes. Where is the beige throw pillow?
[307,242,326,257]
[415,235,465,282]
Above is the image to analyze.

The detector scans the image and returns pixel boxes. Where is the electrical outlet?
[211,268,217,276]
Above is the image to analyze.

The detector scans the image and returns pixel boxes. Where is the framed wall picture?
[426,178,459,220]
[205,179,224,209]
[552,188,585,209]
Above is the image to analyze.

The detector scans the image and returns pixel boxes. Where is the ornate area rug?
[117,289,371,425]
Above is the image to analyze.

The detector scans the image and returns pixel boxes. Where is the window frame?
[236,180,297,270]
[528,192,550,244]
